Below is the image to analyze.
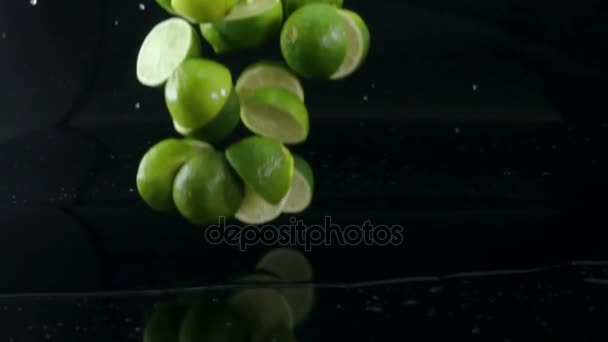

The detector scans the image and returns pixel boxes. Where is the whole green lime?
[280,3,347,79]
[283,0,343,17]
[171,0,238,23]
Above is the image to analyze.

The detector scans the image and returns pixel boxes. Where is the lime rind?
[236,61,305,102]
[200,23,239,54]
[330,9,370,80]
[187,88,241,143]
[137,18,201,88]
[235,186,287,224]
[155,0,177,14]
[282,155,314,213]
[240,86,309,145]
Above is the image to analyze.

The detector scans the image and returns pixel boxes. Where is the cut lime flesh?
[282,155,314,213]
[330,9,370,80]
[137,18,201,87]
[235,186,287,224]
[236,62,304,102]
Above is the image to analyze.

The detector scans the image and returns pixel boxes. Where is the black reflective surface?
[1,0,607,340]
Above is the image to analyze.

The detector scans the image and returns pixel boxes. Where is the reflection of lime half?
[143,301,189,342]
[254,324,297,342]
[256,248,314,326]
[173,149,244,225]
[137,18,201,87]
[236,61,304,103]
[137,139,212,212]
[282,155,314,214]
[214,0,283,49]
[330,9,371,80]
[225,136,294,205]
[229,287,294,339]
[235,186,287,224]
[179,302,249,342]
[241,86,309,145]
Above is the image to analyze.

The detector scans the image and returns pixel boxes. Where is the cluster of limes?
[135,0,370,225]
[144,249,314,342]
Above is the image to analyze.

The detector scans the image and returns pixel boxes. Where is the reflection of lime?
[173,149,244,225]
[179,302,249,342]
[280,4,347,79]
[236,61,304,102]
[137,139,211,212]
[186,88,241,143]
[225,136,294,205]
[330,9,371,80]
[137,18,202,87]
[282,155,314,213]
[165,58,233,136]
[229,287,294,339]
[235,185,287,224]
[241,86,309,144]
[143,301,189,342]
[256,248,314,326]
[254,324,297,342]
[283,0,343,16]
[171,0,238,23]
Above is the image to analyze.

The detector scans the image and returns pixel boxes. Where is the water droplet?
[57,322,63,327]
[402,300,417,306]
[124,317,132,323]
[1,33,6,39]
[336,304,344,310]
[30,0,37,6]
[429,286,443,294]
[542,172,553,177]
[472,326,481,334]
[503,170,513,176]
[134,326,142,332]
[45,334,51,340]
[472,84,479,91]
[225,321,233,327]
[135,102,141,109]
[17,307,22,312]
[43,325,48,330]
[128,188,135,193]
[454,127,460,134]
[114,20,119,26]
[365,306,383,313]
[139,3,146,10]
[362,95,369,101]
[27,326,33,330]
[75,326,80,331]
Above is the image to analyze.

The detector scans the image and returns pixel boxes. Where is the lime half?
[330,9,371,80]
[241,87,309,145]
[155,0,177,14]
[179,302,249,342]
[171,0,238,23]
[256,248,314,326]
[282,155,314,213]
[236,61,304,103]
[143,301,189,342]
[200,23,239,55]
[213,0,283,49]
[235,185,287,224]
[225,136,294,205]
[137,18,201,87]
[186,88,241,143]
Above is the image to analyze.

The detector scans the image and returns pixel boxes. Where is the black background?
[0,0,607,295]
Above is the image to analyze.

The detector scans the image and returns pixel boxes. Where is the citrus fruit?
[283,0,343,16]
[186,88,241,143]
[240,86,309,144]
[179,302,249,342]
[137,18,202,87]
[235,185,287,224]
[165,58,233,136]
[171,0,238,23]
[155,0,177,14]
[256,248,314,326]
[172,149,244,225]
[229,287,294,339]
[236,61,304,102]
[143,301,190,342]
[225,136,294,205]
[280,3,347,79]
[282,155,314,213]
[330,9,370,80]
[200,23,239,54]
[210,0,283,50]
[136,138,212,212]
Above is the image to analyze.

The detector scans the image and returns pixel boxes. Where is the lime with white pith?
[330,9,370,80]
[236,61,304,102]
[282,155,314,213]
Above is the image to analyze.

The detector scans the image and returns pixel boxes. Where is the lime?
[254,324,297,342]
[186,88,241,143]
[143,301,189,342]
[165,58,233,135]
[179,302,249,342]
[256,248,314,326]
[229,287,294,339]
[330,9,370,80]
[155,0,177,14]
[211,0,283,50]
[235,185,287,224]
[280,3,347,79]
[241,86,309,144]
[283,0,343,17]
[225,136,294,205]
[171,0,238,23]
[200,23,239,54]
[233,272,280,283]
[236,61,304,102]
[282,155,314,213]
[137,18,202,87]
[136,138,212,212]
[173,149,244,225]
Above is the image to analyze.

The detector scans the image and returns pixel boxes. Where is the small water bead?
[139,3,146,10]
[30,0,37,6]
